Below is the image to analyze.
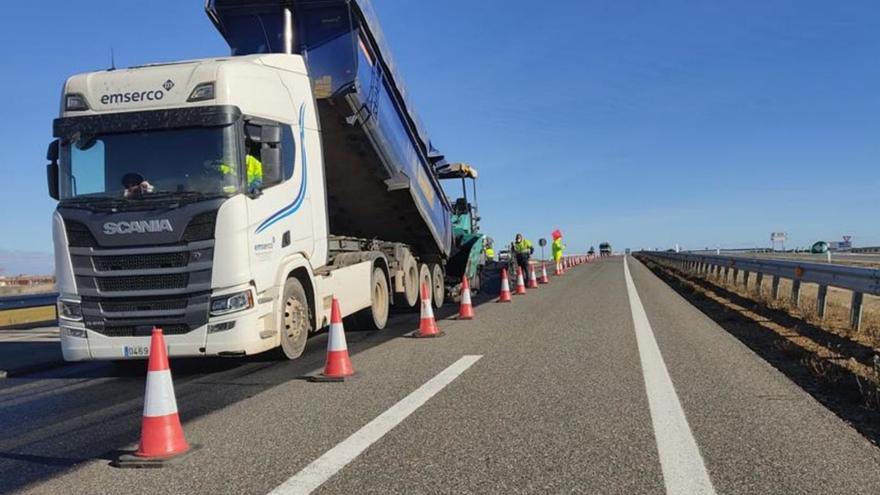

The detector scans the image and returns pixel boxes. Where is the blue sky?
[0,0,878,274]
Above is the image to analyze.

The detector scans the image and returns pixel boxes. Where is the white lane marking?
[624,256,717,495]
[269,355,483,495]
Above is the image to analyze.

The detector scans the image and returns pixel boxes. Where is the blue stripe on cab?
[256,103,309,234]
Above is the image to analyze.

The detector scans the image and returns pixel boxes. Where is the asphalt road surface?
[2,257,879,494]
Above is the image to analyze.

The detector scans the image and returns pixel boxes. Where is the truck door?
[246,119,314,288]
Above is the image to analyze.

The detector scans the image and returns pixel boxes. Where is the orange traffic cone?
[498,267,512,302]
[413,282,443,337]
[540,263,550,284]
[528,265,539,288]
[458,275,474,320]
[115,328,191,467]
[515,266,527,295]
[311,297,354,381]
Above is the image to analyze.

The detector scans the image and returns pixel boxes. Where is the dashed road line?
[624,256,716,495]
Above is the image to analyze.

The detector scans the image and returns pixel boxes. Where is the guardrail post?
[743,271,750,290]
[714,265,721,280]
[790,280,801,308]
[724,266,730,283]
[850,291,864,330]
[816,285,828,319]
[754,272,763,296]
[771,276,780,300]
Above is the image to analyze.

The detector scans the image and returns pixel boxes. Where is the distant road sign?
[538,238,547,247]
[771,232,787,242]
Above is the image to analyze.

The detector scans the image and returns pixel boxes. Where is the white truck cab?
[51,54,383,361]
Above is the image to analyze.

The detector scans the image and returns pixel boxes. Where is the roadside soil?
[636,255,880,446]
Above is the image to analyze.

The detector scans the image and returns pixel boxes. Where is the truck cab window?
[246,124,295,190]
[58,125,240,201]
[281,126,295,180]
[68,139,106,196]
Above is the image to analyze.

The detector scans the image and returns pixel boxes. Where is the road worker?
[552,229,565,273]
[513,233,534,280]
[485,237,495,262]
[214,142,263,194]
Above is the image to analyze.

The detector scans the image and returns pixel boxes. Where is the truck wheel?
[280,278,311,360]
[470,266,483,294]
[352,266,389,330]
[431,263,445,309]
[417,263,431,307]
[402,255,419,307]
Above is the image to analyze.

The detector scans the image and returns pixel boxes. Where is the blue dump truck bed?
[207,0,452,257]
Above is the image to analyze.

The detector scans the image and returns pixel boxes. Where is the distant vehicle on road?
[588,246,596,256]
[599,242,612,257]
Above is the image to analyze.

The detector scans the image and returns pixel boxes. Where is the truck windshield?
[58,125,240,202]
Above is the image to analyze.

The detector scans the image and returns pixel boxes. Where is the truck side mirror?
[261,124,281,145]
[260,146,281,185]
[245,122,281,144]
[47,139,59,161]
[46,140,59,200]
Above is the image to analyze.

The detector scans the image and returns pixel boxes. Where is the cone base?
[457,314,474,320]
[497,297,511,303]
[309,372,356,383]
[114,444,199,469]
[411,330,445,338]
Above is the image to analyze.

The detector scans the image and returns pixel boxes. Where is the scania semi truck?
[47,0,478,362]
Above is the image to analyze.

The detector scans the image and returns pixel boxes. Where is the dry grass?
[0,283,55,296]
[0,306,56,328]
[702,268,880,350]
[648,258,880,417]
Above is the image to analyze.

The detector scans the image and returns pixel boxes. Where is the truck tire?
[402,255,419,307]
[417,263,431,307]
[470,266,483,294]
[279,277,311,360]
[351,266,390,330]
[431,263,445,309]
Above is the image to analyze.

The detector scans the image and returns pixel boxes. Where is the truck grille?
[65,208,218,336]
[94,324,192,337]
[65,220,98,248]
[93,252,189,271]
[181,211,217,242]
[97,273,189,292]
[100,297,188,313]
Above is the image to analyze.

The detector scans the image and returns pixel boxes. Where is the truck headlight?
[57,300,83,321]
[210,290,253,316]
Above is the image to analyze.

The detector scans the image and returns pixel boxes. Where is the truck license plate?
[123,345,150,358]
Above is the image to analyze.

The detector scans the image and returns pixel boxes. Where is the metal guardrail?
[852,246,880,254]
[638,251,880,330]
[0,293,59,311]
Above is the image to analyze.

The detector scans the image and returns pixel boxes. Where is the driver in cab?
[216,141,263,194]
[122,173,154,198]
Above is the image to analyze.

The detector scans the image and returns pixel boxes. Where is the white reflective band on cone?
[327,322,348,351]
[421,298,434,318]
[142,369,179,417]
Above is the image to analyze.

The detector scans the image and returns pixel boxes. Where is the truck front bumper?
[60,306,276,361]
